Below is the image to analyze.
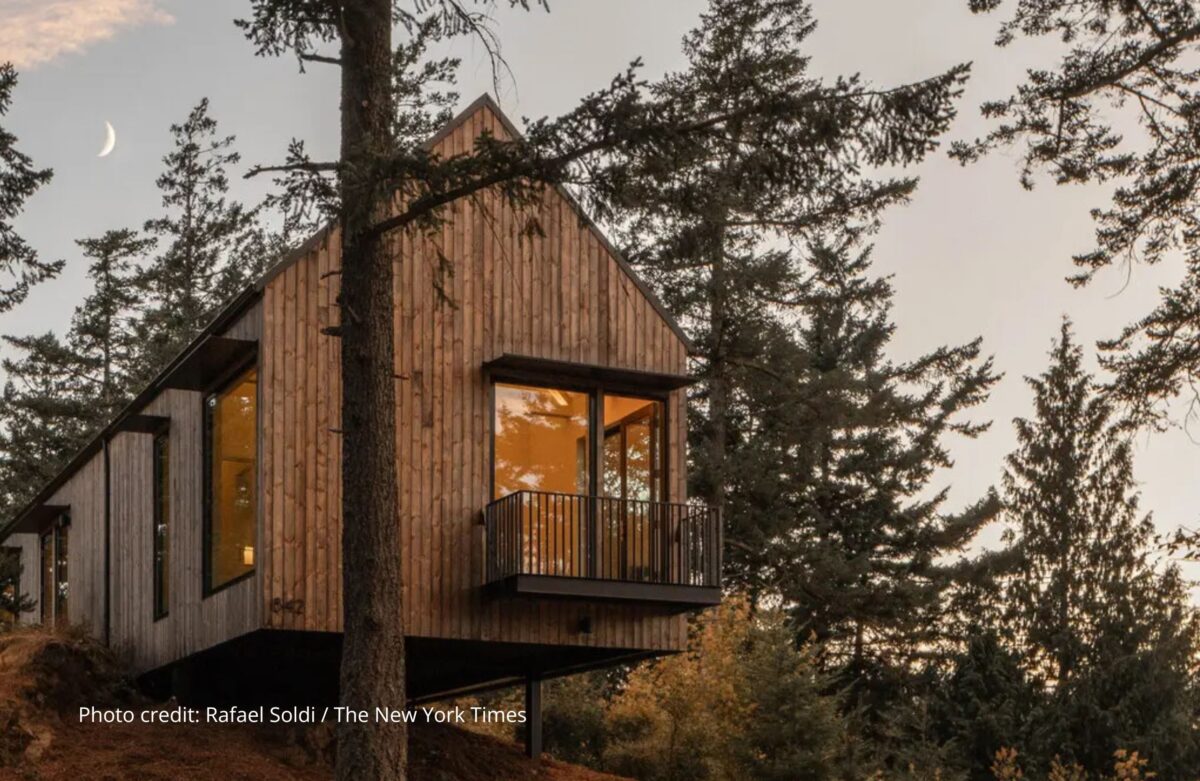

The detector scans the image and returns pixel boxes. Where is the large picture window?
[153,428,170,618]
[493,383,591,499]
[491,380,667,579]
[204,366,258,593]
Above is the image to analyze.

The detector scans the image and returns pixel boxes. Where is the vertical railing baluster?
[483,491,720,590]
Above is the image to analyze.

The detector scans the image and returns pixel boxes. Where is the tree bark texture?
[336,1,407,779]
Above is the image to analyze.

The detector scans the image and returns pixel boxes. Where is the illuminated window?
[153,429,170,618]
[602,395,664,503]
[491,381,668,579]
[39,516,69,626]
[493,383,591,499]
[204,366,257,593]
[54,523,68,624]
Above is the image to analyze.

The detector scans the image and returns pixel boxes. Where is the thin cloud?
[0,0,174,70]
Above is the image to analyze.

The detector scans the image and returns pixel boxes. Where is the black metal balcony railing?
[484,490,721,589]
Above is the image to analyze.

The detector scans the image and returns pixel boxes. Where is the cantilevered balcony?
[483,490,721,609]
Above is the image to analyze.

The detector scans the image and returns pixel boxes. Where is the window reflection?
[491,383,668,581]
[602,395,663,502]
[493,383,590,499]
[601,395,664,581]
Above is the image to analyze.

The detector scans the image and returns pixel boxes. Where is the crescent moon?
[98,121,116,158]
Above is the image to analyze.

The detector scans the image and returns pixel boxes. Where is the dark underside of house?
[140,629,664,709]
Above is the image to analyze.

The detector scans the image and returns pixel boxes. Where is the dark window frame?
[39,530,52,624]
[152,424,171,620]
[53,517,69,625]
[202,356,259,598]
[602,400,664,503]
[487,372,671,504]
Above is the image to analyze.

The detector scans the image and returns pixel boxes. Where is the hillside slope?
[0,629,627,781]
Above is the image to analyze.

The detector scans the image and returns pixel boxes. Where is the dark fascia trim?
[114,414,171,435]
[255,223,335,290]
[8,504,71,535]
[0,285,263,542]
[484,353,695,392]
[160,336,257,392]
[487,574,722,611]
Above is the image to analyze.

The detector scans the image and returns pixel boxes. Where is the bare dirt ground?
[0,628,628,781]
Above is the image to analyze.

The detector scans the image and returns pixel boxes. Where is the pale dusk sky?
[1,0,1196,571]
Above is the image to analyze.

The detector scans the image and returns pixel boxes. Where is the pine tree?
[735,612,856,781]
[0,230,147,521]
[0,63,61,312]
[616,0,970,597]
[959,1,1200,428]
[0,333,93,519]
[779,243,1000,698]
[926,632,1043,781]
[70,229,150,421]
[133,99,265,383]
[1001,320,1200,774]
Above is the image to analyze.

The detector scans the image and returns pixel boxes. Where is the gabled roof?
[258,95,694,350]
[1,94,692,539]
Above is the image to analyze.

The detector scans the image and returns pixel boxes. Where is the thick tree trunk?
[702,133,740,520]
[704,225,729,516]
[336,1,406,779]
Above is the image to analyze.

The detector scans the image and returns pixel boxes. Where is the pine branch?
[1056,22,1200,101]
[245,160,340,178]
[300,53,343,65]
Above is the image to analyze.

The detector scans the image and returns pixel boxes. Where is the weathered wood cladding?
[260,101,690,651]
[107,388,259,672]
[10,301,262,671]
[42,455,106,631]
[9,533,39,625]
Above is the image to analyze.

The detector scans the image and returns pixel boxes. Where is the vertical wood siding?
[260,102,690,652]
[43,456,106,632]
[107,388,259,672]
[10,533,39,625]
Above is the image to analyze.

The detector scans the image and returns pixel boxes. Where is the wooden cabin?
[0,96,720,727]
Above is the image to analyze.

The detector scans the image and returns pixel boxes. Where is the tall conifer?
[133,99,265,383]
[70,229,150,421]
[617,0,970,597]
[0,333,92,519]
[778,243,1000,697]
[0,63,60,312]
[1001,321,1200,773]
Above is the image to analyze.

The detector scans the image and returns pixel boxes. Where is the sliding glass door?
[491,380,667,580]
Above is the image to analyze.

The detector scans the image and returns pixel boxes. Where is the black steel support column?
[524,674,543,759]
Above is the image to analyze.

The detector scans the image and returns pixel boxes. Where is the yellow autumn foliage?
[991,748,1157,781]
[602,599,755,781]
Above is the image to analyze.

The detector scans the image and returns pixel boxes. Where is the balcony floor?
[484,573,722,611]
